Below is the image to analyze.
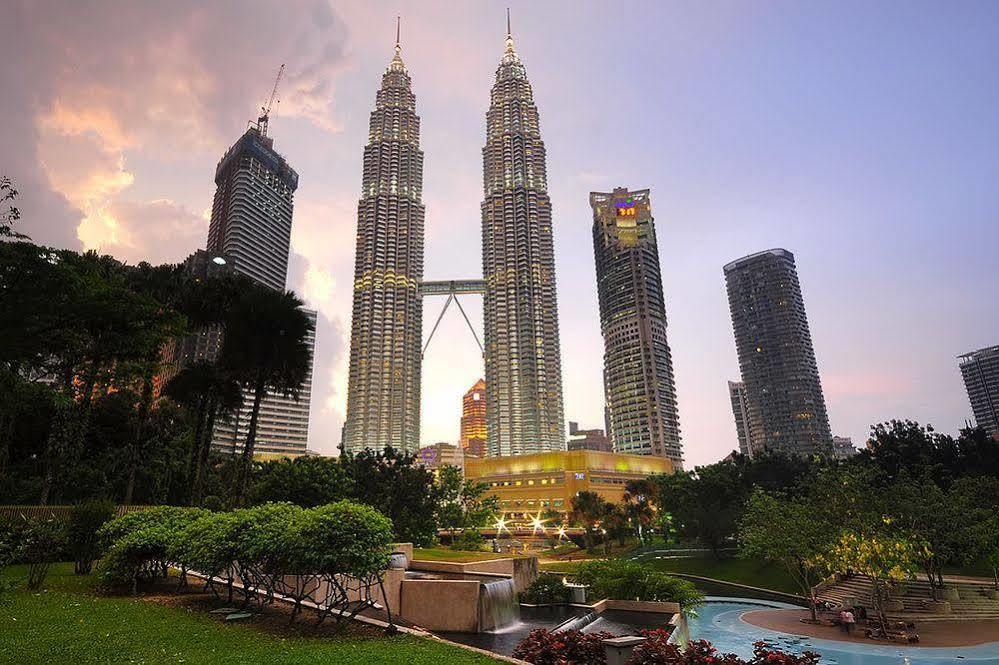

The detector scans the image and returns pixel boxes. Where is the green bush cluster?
[573,559,703,608]
[97,501,395,626]
[520,574,570,605]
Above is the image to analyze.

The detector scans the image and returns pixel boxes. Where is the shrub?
[513,628,612,665]
[521,574,570,605]
[452,527,484,551]
[14,518,67,590]
[297,501,393,578]
[68,499,116,574]
[627,637,819,665]
[96,506,205,591]
[574,559,702,608]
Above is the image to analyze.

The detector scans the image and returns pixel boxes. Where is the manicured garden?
[0,563,499,664]
[412,547,515,563]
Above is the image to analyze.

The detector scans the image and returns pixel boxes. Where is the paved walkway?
[742,608,999,648]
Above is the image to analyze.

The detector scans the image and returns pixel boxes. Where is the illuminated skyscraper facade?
[481,27,566,456]
[343,38,425,454]
[959,345,999,437]
[591,188,682,467]
[724,249,832,456]
[461,379,488,458]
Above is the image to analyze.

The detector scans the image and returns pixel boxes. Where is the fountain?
[479,578,520,631]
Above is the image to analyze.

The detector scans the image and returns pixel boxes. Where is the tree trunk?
[186,393,209,494]
[123,365,156,505]
[190,394,218,507]
[232,379,265,506]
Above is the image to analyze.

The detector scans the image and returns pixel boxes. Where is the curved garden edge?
[740,607,999,649]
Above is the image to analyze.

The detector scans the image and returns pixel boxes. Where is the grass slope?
[412,548,516,563]
[0,564,499,664]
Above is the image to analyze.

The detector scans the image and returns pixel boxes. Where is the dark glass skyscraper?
[958,345,999,437]
[343,36,425,454]
[481,24,565,456]
[728,380,751,456]
[202,121,316,457]
[590,188,682,467]
[724,249,832,456]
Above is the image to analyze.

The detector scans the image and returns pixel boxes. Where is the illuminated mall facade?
[464,449,673,524]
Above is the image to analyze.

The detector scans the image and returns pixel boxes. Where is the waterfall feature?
[479,578,520,631]
[556,610,598,633]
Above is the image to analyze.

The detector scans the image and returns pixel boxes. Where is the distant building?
[417,442,463,471]
[567,421,613,452]
[728,381,752,456]
[461,379,488,458]
[958,345,999,437]
[465,450,674,525]
[724,249,832,457]
[590,187,682,468]
[831,435,857,459]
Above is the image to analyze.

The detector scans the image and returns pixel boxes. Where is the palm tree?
[624,478,659,544]
[162,361,243,505]
[219,284,312,505]
[569,491,612,552]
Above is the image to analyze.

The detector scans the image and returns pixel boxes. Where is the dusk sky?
[3,1,998,466]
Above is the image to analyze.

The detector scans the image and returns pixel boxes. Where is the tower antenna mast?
[258,64,285,138]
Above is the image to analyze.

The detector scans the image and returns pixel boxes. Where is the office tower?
[958,345,999,436]
[200,109,315,458]
[590,188,682,467]
[481,19,565,456]
[461,379,488,458]
[418,442,464,472]
[206,125,298,292]
[567,421,613,453]
[728,380,752,456]
[213,309,317,458]
[343,32,425,454]
[724,249,832,456]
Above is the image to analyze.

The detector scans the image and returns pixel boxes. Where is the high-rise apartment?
[481,22,565,456]
[724,249,832,456]
[958,345,999,437]
[567,421,613,453]
[728,380,752,456]
[590,188,682,467]
[202,120,316,458]
[343,34,425,454]
[461,379,488,458]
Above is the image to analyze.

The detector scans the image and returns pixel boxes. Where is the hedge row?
[97,501,395,626]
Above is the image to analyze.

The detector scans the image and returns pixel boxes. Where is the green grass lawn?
[0,564,500,664]
[541,556,799,595]
[412,548,514,562]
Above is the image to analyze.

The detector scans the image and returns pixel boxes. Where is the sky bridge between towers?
[419,279,486,359]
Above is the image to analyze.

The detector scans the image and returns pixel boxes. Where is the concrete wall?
[399,579,482,632]
[409,555,538,593]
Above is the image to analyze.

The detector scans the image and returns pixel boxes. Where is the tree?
[249,456,354,507]
[569,491,613,552]
[0,176,25,239]
[816,531,922,629]
[162,361,242,505]
[740,490,832,620]
[340,447,440,545]
[220,284,312,504]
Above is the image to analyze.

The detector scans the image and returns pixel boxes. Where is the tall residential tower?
[958,345,999,437]
[481,21,565,456]
[203,119,316,458]
[343,32,425,454]
[728,380,751,456]
[724,249,832,456]
[590,188,682,467]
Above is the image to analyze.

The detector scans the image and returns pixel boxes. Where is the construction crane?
[257,64,285,138]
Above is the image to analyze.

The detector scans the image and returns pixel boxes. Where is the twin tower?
[342,24,565,456]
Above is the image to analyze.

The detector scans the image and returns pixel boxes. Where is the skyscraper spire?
[396,16,401,53]
[389,16,406,72]
[505,8,515,54]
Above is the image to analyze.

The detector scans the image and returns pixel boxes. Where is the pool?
[684,598,999,664]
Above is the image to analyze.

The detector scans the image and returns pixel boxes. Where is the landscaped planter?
[923,599,951,613]
[882,599,905,612]
[940,587,960,601]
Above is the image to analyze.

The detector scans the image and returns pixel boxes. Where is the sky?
[3,1,998,467]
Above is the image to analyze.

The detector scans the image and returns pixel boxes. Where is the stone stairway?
[815,575,999,622]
